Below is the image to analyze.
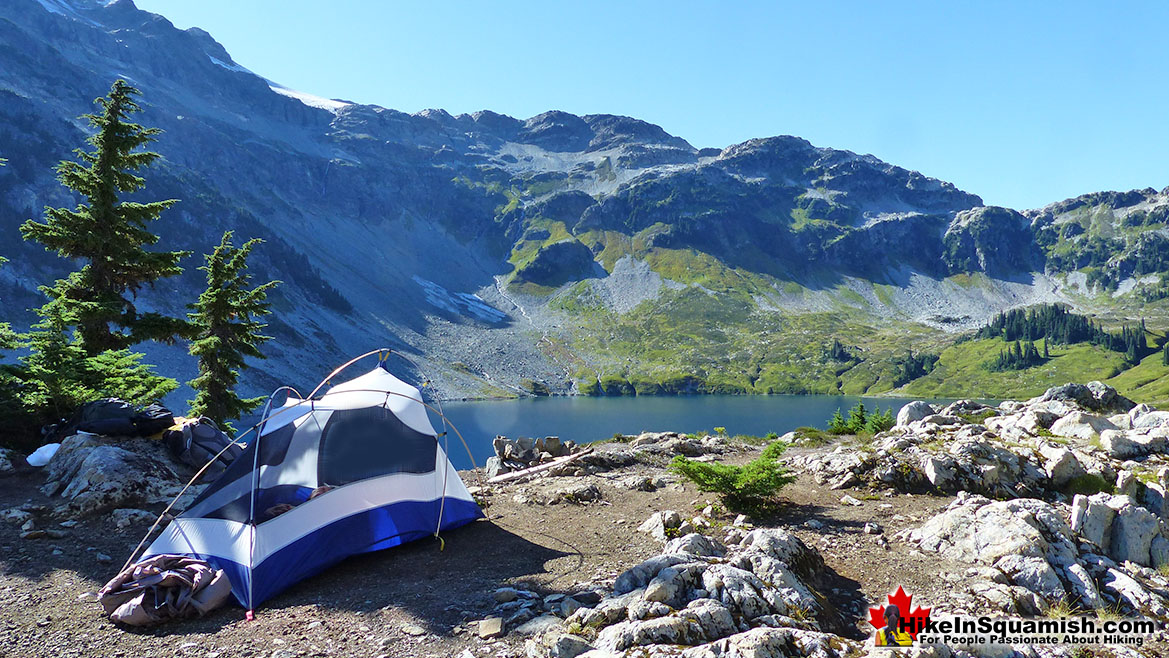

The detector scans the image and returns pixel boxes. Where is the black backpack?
[51,398,138,440]
[131,403,175,437]
[164,417,243,482]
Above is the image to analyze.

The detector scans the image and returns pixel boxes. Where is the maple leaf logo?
[868,585,932,641]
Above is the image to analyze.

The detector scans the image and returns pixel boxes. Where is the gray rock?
[993,554,1066,602]
[41,435,180,517]
[1133,410,1169,430]
[1150,535,1169,569]
[618,475,657,491]
[478,617,505,639]
[1107,497,1160,566]
[111,508,155,529]
[1070,494,1116,550]
[900,494,1079,603]
[637,510,682,542]
[678,599,737,641]
[525,632,593,658]
[1060,562,1104,609]
[920,456,956,490]
[485,456,509,479]
[551,483,601,505]
[626,599,671,621]
[896,401,934,427]
[614,553,695,594]
[1036,382,1134,414]
[644,562,706,607]
[701,564,787,619]
[0,508,33,525]
[595,616,699,652]
[1018,410,1060,434]
[515,615,562,636]
[574,591,643,630]
[0,447,18,473]
[664,533,726,558]
[1115,470,1139,497]
[1038,445,1086,487]
[1050,411,1117,441]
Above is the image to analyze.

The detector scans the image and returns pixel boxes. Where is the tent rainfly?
[141,355,483,610]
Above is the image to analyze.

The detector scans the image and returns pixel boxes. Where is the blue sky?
[135,0,1169,209]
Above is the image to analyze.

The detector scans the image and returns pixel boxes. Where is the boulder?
[1100,429,1168,458]
[485,456,509,479]
[1133,410,1169,431]
[1050,412,1117,441]
[0,447,18,473]
[549,483,601,505]
[921,456,956,489]
[524,632,593,658]
[1107,497,1161,566]
[1099,430,1144,459]
[896,401,935,427]
[665,533,726,558]
[614,553,695,594]
[1035,382,1134,414]
[644,563,706,607]
[638,510,683,542]
[1017,410,1060,434]
[41,435,180,517]
[1038,445,1086,487]
[900,493,1080,605]
[1070,494,1116,550]
[110,508,155,529]
[700,564,788,619]
[679,627,859,658]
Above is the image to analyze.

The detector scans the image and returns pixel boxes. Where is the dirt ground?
[0,440,1154,657]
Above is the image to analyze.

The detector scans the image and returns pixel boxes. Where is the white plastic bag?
[26,443,60,467]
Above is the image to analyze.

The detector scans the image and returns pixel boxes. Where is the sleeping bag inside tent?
[142,362,484,609]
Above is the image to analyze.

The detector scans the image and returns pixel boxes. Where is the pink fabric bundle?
[99,554,232,626]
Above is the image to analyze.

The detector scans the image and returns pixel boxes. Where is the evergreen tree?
[0,256,15,351]
[827,409,847,434]
[20,301,178,421]
[1163,342,1168,367]
[20,79,189,355]
[187,232,279,431]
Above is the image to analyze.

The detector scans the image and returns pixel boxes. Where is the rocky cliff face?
[1,0,1166,400]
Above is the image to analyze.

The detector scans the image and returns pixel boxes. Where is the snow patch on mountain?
[34,0,98,25]
[268,84,350,114]
[413,276,507,323]
[208,55,251,75]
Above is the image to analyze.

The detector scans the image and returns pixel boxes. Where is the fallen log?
[486,448,595,484]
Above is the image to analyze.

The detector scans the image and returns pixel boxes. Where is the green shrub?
[1065,473,1115,497]
[864,407,894,433]
[669,440,795,513]
[789,427,832,447]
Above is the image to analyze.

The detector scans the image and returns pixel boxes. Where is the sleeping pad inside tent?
[142,362,484,609]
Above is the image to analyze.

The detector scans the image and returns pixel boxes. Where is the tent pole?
[245,402,266,616]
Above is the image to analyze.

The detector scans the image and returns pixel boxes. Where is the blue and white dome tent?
[128,349,484,613]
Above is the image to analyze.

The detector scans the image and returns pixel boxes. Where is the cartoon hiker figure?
[874,604,913,647]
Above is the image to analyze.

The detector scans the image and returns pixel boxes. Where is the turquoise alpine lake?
[430,394,971,470]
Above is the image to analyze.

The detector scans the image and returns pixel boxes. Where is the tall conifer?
[187,232,279,431]
[20,79,189,354]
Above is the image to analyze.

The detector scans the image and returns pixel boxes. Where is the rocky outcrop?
[487,436,578,479]
[521,522,859,658]
[796,382,1165,500]
[40,435,182,518]
[902,492,1169,618]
